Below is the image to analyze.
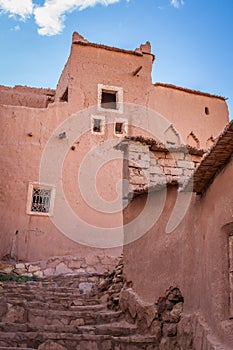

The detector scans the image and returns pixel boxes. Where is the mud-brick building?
[0,32,233,348]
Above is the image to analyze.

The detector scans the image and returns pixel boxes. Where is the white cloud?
[0,0,33,19]
[34,0,120,36]
[11,24,20,31]
[0,0,127,36]
[170,0,184,8]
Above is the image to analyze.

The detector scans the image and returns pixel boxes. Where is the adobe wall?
[0,101,122,267]
[54,39,229,148]
[123,155,233,348]
[0,34,230,280]
[0,85,54,108]
[64,43,154,113]
[149,84,229,149]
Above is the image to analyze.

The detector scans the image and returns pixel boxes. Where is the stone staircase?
[0,274,159,350]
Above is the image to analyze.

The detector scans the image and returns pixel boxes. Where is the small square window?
[115,122,123,134]
[93,119,101,132]
[27,183,55,216]
[98,84,123,114]
[114,118,128,137]
[91,115,105,135]
[101,91,117,109]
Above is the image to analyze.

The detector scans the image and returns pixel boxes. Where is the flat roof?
[154,82,226,100]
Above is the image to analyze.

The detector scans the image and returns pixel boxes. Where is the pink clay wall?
[0,102,122,261]
[56,41,229,147]
[149,85,229,149]
[0,85,54,108]
[0,36,230,263]
[123,156,233,348]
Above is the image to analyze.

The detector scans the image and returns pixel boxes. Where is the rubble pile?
[91,256,125,311]
[120,286,184,339]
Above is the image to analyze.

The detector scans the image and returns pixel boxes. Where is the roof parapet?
[72,31,155,61]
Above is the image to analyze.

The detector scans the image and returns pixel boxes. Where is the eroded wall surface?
[123,155,233,349]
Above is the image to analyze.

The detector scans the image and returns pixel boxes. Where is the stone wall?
[124,140,203,195]
[0,255,120,278]
[119,287,227,350]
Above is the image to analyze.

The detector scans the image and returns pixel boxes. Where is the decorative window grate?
[31,188,51,213]
[27,183,55,216]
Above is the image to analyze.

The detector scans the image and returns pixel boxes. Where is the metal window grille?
[31,188,51,213]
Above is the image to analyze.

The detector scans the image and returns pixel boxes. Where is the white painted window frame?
[26,182,56,216]
[98,84,123,114]
[91,115,105,135]
[114,117,128,137]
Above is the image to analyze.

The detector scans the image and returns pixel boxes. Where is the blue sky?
[0,0,232,118]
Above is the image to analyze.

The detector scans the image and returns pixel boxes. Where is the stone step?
[0,348,36,350]
[1,289,82,298]
[2,292,100,304]
[26,301,104,311]
[113,335,159,349]
[5,297,100,309]
[2,299,104,312]
[27,308,123,326]
[1,286,83,295]
[1,276,99,285]
[0,331,159,350]
[0,321,137,336]
[0,274,102,291]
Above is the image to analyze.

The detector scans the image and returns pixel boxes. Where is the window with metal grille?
[27,183,55,216]
[31,187,51,213]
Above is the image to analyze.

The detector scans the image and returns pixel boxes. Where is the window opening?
[31,187,51,213]
[93,119,101,133]
[27,183,55,216]
[115,122,123,134]
[60,87,68,102]
[101,91,117,109]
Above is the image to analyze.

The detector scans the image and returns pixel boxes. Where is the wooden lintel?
[132,66,143,76]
